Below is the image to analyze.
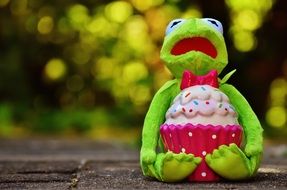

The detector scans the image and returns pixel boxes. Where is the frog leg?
[154,152,202,182]
[205,143,253,180]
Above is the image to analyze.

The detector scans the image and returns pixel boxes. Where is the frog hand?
[154,152,202,182]
[205,143,254,180]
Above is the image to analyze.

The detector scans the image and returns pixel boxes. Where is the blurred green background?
[0,0,286,144]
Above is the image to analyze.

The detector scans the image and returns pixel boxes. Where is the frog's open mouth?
[171,37,217,58]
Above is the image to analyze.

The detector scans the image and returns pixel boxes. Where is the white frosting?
[165,85,238,126]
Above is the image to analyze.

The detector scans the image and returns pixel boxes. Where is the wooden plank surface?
[0,139,286,190]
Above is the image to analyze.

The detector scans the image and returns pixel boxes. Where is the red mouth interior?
[171,37,217,58]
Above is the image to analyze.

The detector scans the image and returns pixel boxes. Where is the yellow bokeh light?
[37,16,54,34]
[225,0,273,12]
[270,78,287,106]
[266,106,286,128]
[93,57,119,80]
[129,85,151,106]
[236,10,261,31]
[145,9,164,41]
[131,0,164,12]
[0,0,9,7]
[161,4,181,18]
[110,41,131,61]
[68,4,90,29]
[124,16,148,37]
[123,61,148,83]
[44,58,67,80]
[122,16,155,54]
[226,0,274,54]
[86,15,117,38]
[79,30,97,44]
[145,5,180,40]
[86,16,107,34]
[105,1,133,23]
[233,31,257,52]
[112,75,129,101]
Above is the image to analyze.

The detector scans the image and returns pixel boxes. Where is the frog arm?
[220,84,263,174]
[140,79,179,179]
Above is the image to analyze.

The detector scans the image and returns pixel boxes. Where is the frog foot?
[205,143,251,180]
[154,151,202,182]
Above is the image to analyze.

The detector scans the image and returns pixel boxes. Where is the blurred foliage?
[0,0,286,141]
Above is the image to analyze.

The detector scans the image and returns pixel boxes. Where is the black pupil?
[170,21,181,28]
[208,20,218,27]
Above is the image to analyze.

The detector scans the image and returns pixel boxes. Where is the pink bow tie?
[180,70,219,90]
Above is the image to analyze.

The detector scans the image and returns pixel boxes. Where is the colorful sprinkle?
[201,86,206,91]
[218,103,223,108]
[193,101,199,105]
[189,109,193,112]
[182,107,186,112]
[225,108,228,111]
[206,101,210,105]
[185,92,191,98]
[173,109,176,112]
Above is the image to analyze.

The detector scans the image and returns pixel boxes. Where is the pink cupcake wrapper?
[160,123,243,182]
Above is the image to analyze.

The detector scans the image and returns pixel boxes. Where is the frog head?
[160,18,228,78]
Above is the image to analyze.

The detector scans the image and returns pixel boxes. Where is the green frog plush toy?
[140,18,263,182]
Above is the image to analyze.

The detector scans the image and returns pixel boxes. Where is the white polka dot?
[202,151,207,156]
[181,148,186,153]
[232,133,235,137]
[212,134,217,139]
[169,133,172,137]
[188,132,192,137]
[201,172,207,177]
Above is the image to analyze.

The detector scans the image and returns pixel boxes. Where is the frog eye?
[201,18,223,34]
[165,19,186,36]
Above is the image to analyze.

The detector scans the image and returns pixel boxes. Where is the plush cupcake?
[160,70,243,181]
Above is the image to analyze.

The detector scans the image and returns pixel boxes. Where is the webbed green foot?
[205,143,251,180]
[154,152,201,182]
